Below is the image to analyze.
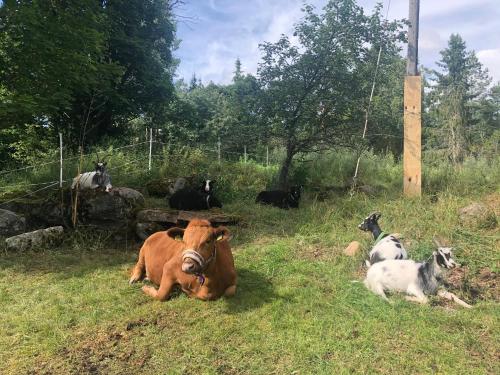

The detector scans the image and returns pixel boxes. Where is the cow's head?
[167,219,231,275]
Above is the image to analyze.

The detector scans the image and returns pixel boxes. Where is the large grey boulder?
[0,209,26,236]
[76,187,144,230]
[5,226,64,252]
[459,202,497,229]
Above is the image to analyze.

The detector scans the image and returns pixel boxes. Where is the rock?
[5,226,64,252]
[76,188,144,230]
[136,209,178,224]
[177,210,240,226]
[135,222,166,241]
[0,209,26,236]
[145,177,193,197]
[145,179,172,197]
[111,187,145,205]
[458,202,497,229]
[135,208,240,228]
[344,241,361,256]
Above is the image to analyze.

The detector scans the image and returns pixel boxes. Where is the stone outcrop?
[5,226,64,252]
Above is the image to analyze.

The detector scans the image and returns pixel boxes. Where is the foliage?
[257,0,406,187]
[425,34,493,163]
[0,0,177,166]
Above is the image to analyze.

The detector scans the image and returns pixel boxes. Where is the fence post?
[244,145,247,163]
[59,133,63,188]
[148,127,153,171]
[266,146,269,167]
[217,137,221,165]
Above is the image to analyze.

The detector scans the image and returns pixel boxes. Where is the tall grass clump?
[295,149,402,192]
[423,152,500,196]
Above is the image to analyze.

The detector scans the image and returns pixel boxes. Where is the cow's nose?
[182,262,196,273]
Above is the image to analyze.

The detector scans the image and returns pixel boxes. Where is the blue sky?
[174,0,500,84]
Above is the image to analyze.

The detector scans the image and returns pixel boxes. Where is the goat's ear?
[103,162,107,167]
[166,227,185,241]
[214,226,232,242]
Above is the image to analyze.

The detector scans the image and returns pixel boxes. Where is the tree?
[257,0,406,188]
[0,0,177,164]
[426,34,491,163]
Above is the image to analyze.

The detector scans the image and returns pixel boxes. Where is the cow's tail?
[129,246,146,284]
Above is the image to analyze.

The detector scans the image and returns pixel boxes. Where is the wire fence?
[0,130,283,207]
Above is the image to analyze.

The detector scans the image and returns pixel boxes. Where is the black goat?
[169,188,222,211]
[255,185,302,209]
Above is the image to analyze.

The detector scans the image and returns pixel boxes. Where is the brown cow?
[129,219,237,301]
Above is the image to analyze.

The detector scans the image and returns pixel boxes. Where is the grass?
[0,185,499,374]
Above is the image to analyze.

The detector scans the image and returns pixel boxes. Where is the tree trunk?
[278,145,295,189]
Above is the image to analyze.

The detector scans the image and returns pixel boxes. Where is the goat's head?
[433,247,459,269]
[289,185,302,201]
[201,179,215,193]
[358,212,381,232]
[93,152,108,176]
[93,161,107,176]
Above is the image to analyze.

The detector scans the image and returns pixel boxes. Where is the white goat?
[364,246,472,308]
[358,212,407,266]
[72,161,112,192]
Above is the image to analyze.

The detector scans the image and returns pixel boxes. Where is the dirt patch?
[299,243,340,261]
[443,266,498,304]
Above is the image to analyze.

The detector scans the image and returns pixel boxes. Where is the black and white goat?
[169,180,222,211]
[256,185,302,209]
[358,212,407,266]
[71,156,112,192]
[364,245,472,308]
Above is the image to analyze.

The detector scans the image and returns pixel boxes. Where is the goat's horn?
[95,151,100,163]
[432,236,442,247]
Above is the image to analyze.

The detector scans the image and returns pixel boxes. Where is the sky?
[174,0,500,84]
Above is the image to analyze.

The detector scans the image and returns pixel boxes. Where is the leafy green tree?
[257,0,406,187]
[426,34,491,163]
[0,0,176,165]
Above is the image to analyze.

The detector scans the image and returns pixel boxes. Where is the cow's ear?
[166,227,185,241]
[214,226,232,242]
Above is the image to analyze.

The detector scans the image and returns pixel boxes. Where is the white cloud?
[175,0,500,84]
[477,48,500,83]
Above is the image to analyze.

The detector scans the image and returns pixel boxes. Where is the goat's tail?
[365,259,371,267]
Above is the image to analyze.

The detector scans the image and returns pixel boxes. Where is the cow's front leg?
[224,285,237,297]
[142,275,175,301]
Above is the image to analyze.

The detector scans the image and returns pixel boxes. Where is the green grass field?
[0,187,498,374]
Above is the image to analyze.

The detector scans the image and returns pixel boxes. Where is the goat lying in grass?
[364,246,472,308]
[256,185,302,209]
[358,212,407,266]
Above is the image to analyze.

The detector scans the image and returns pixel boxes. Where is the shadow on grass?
[224,266,279,314]
[0,243,138,278]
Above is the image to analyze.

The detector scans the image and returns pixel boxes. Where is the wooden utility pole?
[404,0,421,197]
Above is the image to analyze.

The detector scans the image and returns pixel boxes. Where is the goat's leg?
[406,285,428,304]
[367,282,391,303]
[437,290,472,309]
